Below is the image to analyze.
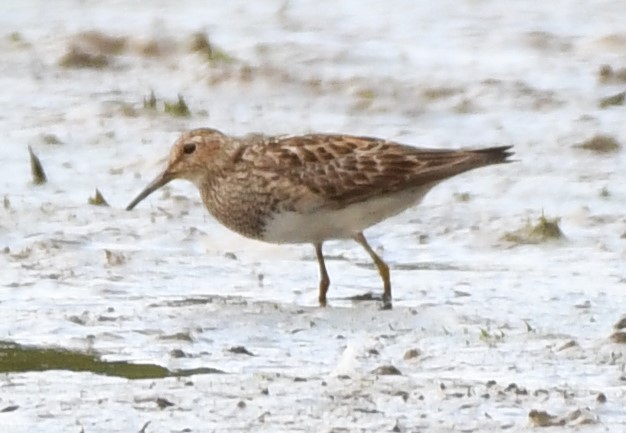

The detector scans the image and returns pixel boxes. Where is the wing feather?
[240,134,512,210]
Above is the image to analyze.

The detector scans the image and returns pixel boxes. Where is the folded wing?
[243,134,513,210]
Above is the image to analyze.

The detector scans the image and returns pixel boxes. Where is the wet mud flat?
[2,0,626,432]
[2,296,625,432]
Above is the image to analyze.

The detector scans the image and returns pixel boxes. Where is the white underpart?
[262,185,435,244]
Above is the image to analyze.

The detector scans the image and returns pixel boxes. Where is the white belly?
[261,186,435,244]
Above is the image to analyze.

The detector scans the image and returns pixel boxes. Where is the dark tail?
[470,145,515,165]
[414,145,515,184]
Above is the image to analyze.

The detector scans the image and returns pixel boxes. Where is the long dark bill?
[126,170,173,211]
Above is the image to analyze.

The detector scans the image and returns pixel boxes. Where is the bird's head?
[126,128,228,210]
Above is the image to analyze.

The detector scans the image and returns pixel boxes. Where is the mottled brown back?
[239,134,513,209]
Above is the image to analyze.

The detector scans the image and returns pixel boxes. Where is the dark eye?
[183,143,196,154]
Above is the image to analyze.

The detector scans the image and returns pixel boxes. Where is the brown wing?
[242,133,513,209]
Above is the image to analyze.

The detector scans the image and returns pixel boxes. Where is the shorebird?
[127,128,513,308]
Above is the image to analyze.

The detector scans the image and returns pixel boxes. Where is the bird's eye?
[183,143,196,154]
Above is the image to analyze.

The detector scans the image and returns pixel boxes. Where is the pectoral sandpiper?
[127,128,513,309]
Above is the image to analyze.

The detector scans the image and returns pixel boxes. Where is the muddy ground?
[1,1,625,432]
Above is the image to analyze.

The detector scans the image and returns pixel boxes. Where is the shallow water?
[1,1,625,431]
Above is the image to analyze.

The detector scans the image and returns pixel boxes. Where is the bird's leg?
[353,232,392,309]
[314,242,330,307]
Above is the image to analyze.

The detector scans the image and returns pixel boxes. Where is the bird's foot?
[380,294,393,310]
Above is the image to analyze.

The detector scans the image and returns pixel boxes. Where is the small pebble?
[228,345,255,356]
[403,348,421,360]
[371,365,402,376]
[156,397,174,409]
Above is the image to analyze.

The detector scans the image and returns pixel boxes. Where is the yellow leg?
[314,243,330,307]
[353,232,392,309]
